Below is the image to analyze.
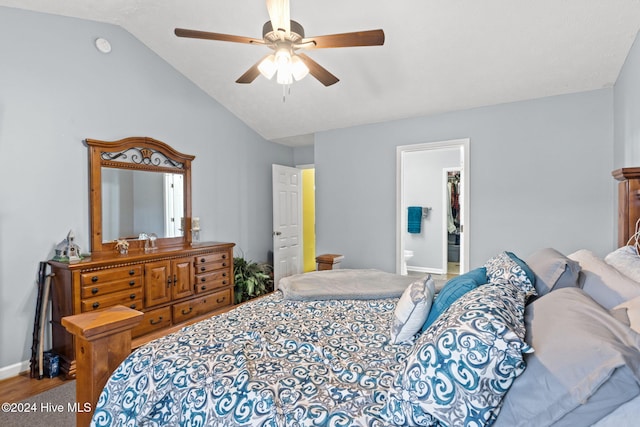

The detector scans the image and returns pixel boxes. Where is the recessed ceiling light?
[95,37,111,54]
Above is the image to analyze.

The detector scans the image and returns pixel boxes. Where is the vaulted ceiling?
[2,0,640,146]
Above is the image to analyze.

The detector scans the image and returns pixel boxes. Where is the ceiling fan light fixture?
[291,55,309,81]
[258,54,277,79]
[274,48,294,85]
[276,66,293,85]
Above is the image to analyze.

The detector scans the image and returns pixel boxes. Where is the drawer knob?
[222,272,227,277]
[222,254,227,259]
[92,302,100,309]
[182,307,193,315]
[130,293,136,299]
[129,269,135,275]
[200,266,206,272]
[201,285,207,291]
[130,303,137,309]
[222,280,227,285]
[150,316,164,325]
[200,257,206,263]
[222,262,227,267]
[91,288,99,295]
[200,277,206,282]
[91,276,99,283]
[129,280,135,286]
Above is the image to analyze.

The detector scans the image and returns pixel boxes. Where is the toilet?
[402,250,414,275]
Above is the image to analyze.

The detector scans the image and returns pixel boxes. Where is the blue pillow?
[421,267,487,330]
[506,251,536,287]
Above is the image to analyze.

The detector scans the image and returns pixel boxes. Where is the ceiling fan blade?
[297,53,339,86]
[235,56,270,84]
[266,0,290,35]
[302,29,385,49]
[175,28,264,45]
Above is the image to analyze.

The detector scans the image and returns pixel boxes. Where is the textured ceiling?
[2,0,640,146]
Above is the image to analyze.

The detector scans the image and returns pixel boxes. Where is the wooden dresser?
[49,241,234,378]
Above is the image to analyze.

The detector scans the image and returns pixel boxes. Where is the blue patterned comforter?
[91,293,414,426]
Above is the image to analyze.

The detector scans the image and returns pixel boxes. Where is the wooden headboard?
[613,167,640,246]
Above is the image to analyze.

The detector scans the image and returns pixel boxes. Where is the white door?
[164,173,183,238]
[272,164,302,289]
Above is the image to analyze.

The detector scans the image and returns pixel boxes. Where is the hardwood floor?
[0,371,67,403]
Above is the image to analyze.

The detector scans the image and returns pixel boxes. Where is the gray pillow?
[552,367,639,427]
[610,307,631,327]
[568,249,640,309]
[525,248,581,297]
[495,287,640,427]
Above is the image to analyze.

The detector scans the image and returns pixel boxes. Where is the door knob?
[273,231,282,236]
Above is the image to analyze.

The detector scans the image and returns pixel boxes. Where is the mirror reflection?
[101,168,184,242]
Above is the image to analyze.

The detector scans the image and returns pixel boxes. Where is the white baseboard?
[0,360,30,381]
[407,266,446,275]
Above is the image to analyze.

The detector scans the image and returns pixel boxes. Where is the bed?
[73,169,640,426]
[85,247,640,426]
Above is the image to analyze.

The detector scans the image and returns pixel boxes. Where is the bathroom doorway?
[396,139,469,276]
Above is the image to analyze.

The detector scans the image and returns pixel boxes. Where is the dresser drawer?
[172,288,232,323]
[132,306,172,338]
[81,276,142,298]
[194,252,231,268]
[81,288,144,312]
[195,270,231,294]
[80,265,142,286]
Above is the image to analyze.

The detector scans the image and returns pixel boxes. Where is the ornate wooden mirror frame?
[86,136,194,254]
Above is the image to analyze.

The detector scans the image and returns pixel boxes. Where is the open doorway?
[444,168,462,276]
[396,139,469,276]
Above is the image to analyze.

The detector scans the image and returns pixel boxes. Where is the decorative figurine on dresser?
[49,137,235,378]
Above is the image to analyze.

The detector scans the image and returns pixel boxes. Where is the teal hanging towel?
[408,206,422,233]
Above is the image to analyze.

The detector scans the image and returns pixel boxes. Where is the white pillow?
[614,295,640,334]
[568,249,640,309]
[390,275,435,344]
[605,245,640,283]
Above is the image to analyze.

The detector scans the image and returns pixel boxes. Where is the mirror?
[86,137,194,254]
[101,169,184,241]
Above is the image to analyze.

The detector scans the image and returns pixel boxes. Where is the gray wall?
[614,26,640,168]
[0,7,292,374]
[315,89,615,272]
[293,145,315,166]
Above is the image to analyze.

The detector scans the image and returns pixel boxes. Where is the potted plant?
[233,256,274,304]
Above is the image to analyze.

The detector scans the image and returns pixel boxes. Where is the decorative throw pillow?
[390,275,435,344]
[421,267,487,331]
[568,249,640,309]
[605,245,640,283]
[485,251,537,299]
[525,248,581,298]
[382,281,532,427]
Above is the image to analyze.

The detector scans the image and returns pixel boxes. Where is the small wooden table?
[62,305,143,427]
[316,254,344,270]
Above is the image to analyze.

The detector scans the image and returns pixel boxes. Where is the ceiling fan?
[174,0,385,87]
